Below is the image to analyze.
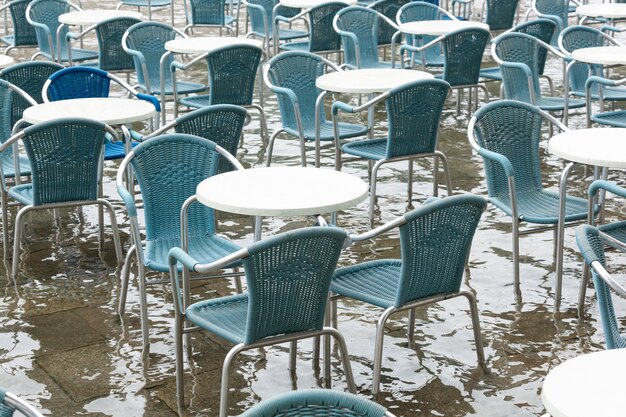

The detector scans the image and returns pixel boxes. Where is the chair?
[117,0,174,25]
[467,100,590,297]
[0,118,123,278]
[1,0,38,55]
[239,390,396,417]
[331,194,487,395]
[368,0,408,48]
[25,0,98,63]
[482,0,519,32]
[333,6,397,69]
[183,0,239,36]
[332,79,452,224]
[168,226,356,416]
[263,51,368,167]
[0,388,44,417]
[174,44,268,141]
[244,0,308,56]
[41,66,161,161]
[576,224,626,349]
[117,133,246,351]
[491,31,585,125]
[532,0,575,36]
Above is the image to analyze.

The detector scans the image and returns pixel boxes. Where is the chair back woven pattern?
[242,227,347,344]
[28,0,71,56]
[247,0,275,36]
[96,17,141,72]
[125,22,176,89]
[370,0,407,45]
[385,79,448,158]
[485,0,518,31]
[130,134,219,242]
[205,44,262,106]
[560,26,607,95]
[576,225,626,349]
[174,105,246,174]
[442,28,489,86]
[22,118,105,205]
[396,195,485,306]
[535,0,568,29]
[471,100,544,202]
[515,18,555,75]
[45,67,111,101]
[334,6,381,68]
[397,2,444,66]
[495,32,541,102]
[308,2,345,52]
[0,81,17,159]
[189,0,229,25]
[8,0,38,47]
[267,51,326,132]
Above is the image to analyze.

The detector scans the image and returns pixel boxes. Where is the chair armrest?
[331,101,355,115]
[585,75,624,89]
[270,85,299,105]
[117,185,137,217]
[476,147,515,178]
[137,93,161,112]
[589,180,626,199]
[168,247,200,272]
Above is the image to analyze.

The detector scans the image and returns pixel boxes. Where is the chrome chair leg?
[461,289,487,371]
[372,307,395,396]
[219,343,246,417]
[118,245,136,315]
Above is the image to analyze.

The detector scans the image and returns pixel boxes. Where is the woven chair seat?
[410,52,444,67]
[479,66,502,81]
[490,189,589,225]
[598,220,626,244]
[257,28,308,40]
[120,0,171,6]
[591,110,626,127]
[341,137,388,160]
[535,96,585,111]
[570,86,626,101]
[178,94,212,108]
[285,119,368,141]
[137,79,206,96]
[144,234,242,272]
[104,141,139,161]
[332,259,403,308]
[187,292,249,344]
[41,47,99,63]
[2,155,31,178]
[8,183,34,205]
[280,41,310,52]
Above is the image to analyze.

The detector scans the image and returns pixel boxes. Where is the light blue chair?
[117,0,174,25]
[244,0,308,56]
[263,51,368,167]
[183,0,239,36]
[0,388,43,417]
[1,0,38,55]
[168,226,356,416]
[117,133,246,351]
[332,78,452,224]
[331,194,487,395]
[0,118,123,278]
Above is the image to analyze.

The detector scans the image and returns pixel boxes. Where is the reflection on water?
[0,1,625,416]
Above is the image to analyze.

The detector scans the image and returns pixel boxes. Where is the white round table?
[542,349,626,417]
[165,36,263,54]
[398,20,489,36]
[279,0,356,8]
[0,54,14,70]
[548,128,626,169]
[58,10,143,26]
[316,68,434,94]
[577,3,626,19]
[571,46,626,66]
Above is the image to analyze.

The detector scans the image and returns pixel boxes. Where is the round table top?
[279,0,355,8]
[571,46,626,65]
[58,10,143,25]
[22,98,156,125]
[316,68,434,94]
[542,349,626,417]
[196,167,369,216]
[577,3,626,18]
[398,20,489,36]
[0,54,14,69]
[165,36,263,54]
[548,128,626,169]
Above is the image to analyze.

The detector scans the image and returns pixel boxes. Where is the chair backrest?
[560,25,609,94]
[397,2,447,65]
[334,6,382,68]
[188,0,229,25]
[576,225,626,350]
[369,0,408,45]
[385,78,449,158]
[395,195,486,306]
[6,0,38,47]
[26,0,72,57]
[0,79,35,160]
[44,66,111,101]
[442,28,490,86]
[20,118,106,205]
[493,32,541,103]
[307,2,345,53]
[247,0,276,36]
[471,100,544,201]
[266,51,327,133]
[242,227,347,344]
[0,388,44,417]
[484,0,519,31]
[534,0,568,31]
[173,105,247,174]
[95,16,141,72]
[512,18,556,75]
[205,44,262,106]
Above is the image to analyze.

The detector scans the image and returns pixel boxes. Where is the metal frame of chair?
[530,0,578,36]
[182,0,240,37]
[1,0,38,55]
[168,226,356,416]
[331,194,488,395]
[0,388,44,417]
[116,0,174,25]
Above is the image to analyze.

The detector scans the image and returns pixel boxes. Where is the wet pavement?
[1,1,626,416]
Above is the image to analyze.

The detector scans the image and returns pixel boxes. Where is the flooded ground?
[1,0,625,415]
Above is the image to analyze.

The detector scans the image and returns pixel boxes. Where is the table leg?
[555,162,576,311]
[254,216,262,241]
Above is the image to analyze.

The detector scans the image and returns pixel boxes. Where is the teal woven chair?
[482,0,519,31]
[244,0,308,56]
[1,0,38,55]
[25,0,98,63]
[332,79,452,224]
[468,100,590,303]
[368,0,408,47]
[117,0,174,25]
[0,118,123,278]
[183,0,239,36]
[263,51,368,167]
[168,227,356,416]
[532,0,572,38]
[240,390,396,417]
[331,195,487,395]
[117,133,245,351]
[576,224,626,349]
[0,388,43,417]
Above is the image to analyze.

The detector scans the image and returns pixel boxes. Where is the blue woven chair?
[576,224,626,349]
[368,0,408,48]
[183,0,239,36]
[25,0,98,63]
[0,388,43,417]
[41,66,161,161]
[168,227,356,416]
[174,44,268,141]
[1,0,38,55]
[0,118,123,278]
[332,79,452,224]
[264,51,368,167]
[117,0,174,25]
[333,6,397,69]
[484,0,519,31]
[117,133,245,351]
[244,0,308,56]
[491,32,585,125]
[240,390,396,417]
[331,195,487,395]
[531,0,572,38]
[468,100,590,302]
